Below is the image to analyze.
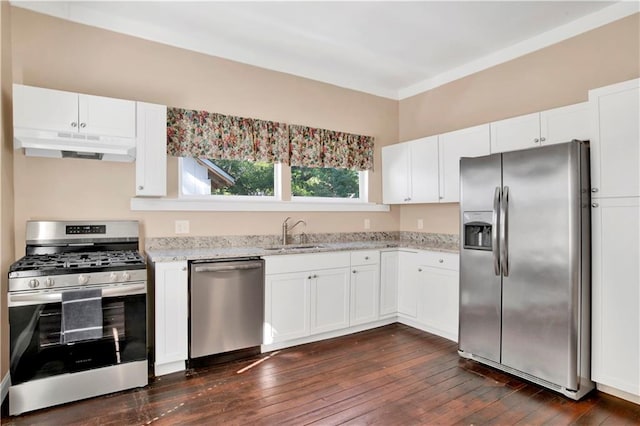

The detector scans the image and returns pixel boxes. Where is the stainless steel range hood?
[14,128,136,162]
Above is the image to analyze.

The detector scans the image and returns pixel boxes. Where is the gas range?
[7,220,149,415]
[8,221,146,292]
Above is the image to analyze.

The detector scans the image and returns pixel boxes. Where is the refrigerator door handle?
[500,186,510,277]
[492,186,501,276]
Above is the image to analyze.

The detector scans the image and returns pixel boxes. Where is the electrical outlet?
[175,220,190,234]
[417,219,424,230]
[364,218,371,230]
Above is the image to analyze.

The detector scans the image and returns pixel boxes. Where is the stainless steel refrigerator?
[458,140,594,400]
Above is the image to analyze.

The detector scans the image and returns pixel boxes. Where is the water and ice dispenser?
[463,211,492,250]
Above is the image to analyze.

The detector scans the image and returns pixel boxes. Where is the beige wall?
[10,7,400,254]
[398,13,640,234]
[1,0,13,384]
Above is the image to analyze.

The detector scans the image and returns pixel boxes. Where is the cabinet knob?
[534,138,540,143]
[352,270,357,274]
[364,256,369,260]
[138,185,144,190]
[592,203,599,208]
[80,122,86,128]
[540,137,546,142]
[70,122,77,128]
[182,267,187,271]
[418,268,423,272]
[308,275,312,280]
[438,259,444,263]
[591,188,598,193]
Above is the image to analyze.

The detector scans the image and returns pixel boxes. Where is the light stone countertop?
[146,239,458,263]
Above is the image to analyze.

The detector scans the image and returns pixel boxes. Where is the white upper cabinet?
[490,102,589,153]
[135,102,167,197]
[490,112,540,153]
[438,124,491,203]
[13,84,135,138]
[589,79,639,198]
[541,102,590,146]
[382,136,439,204]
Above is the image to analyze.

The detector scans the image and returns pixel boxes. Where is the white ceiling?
[11,1,639,100]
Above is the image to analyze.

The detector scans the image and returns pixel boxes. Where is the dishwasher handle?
[194,262,263,273]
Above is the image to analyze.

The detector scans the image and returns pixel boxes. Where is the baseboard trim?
[1,372,10,404]
[597,383,640,405]
[397,316,458,343]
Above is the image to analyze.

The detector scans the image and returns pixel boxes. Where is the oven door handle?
[8,283,146,307]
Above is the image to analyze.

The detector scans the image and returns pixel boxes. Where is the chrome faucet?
[282,217,306,245]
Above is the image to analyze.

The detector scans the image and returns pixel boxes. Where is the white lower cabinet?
[310,268,351,334]
[397,251,418,317]
[265,271,310,343]
[379,251,399,317]
[153,261,188,376]
[415,256,459,341]
[591,197,640,397]
[397,250,460,342]
[350,251,380,326]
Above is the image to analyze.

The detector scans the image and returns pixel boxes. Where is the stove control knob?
[78,275,89,285]
[44,278,55,288]
[28,279,40,289]
[109,272,118,282]
[121,272,131,281]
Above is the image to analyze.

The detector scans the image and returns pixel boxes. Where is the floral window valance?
[166,107,374,171]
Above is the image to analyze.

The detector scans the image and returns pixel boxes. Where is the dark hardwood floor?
[3,323,640,425]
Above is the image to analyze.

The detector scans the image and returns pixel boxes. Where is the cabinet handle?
[70,122,77,128]
[80,122,87,128]
[534,138,540,143]
[540,137,546,142]
[592,203,599,208]
[591,188,598,193]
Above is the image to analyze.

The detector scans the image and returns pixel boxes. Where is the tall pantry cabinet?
[589,78,640,401]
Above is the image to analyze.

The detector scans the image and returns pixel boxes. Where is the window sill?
[130,197,391,212]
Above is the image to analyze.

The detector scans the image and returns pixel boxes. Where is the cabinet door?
[589,80,639,198]
[409,136,440,203]
[591,197,640,395]
[310,268,350,334]
[540,102,590,146]
[350,264,380,326]
[136,102,167,196]
[13,84,78,133]
[416,266,459,341]
[380,251,399,317]
[79,94,136,138]
[438,124,491,202]
[397,251,418,318]
[490,112,540,153]
[154,261,188,368]
[265,272,310,343]
[382,143,410,204]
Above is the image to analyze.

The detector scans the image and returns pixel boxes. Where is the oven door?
[9,282,147,385]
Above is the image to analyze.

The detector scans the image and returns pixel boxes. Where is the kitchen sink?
[263,244,325,252]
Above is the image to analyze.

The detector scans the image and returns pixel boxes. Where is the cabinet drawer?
[265,252,350,275]
[350,250,379,266]
[415,251,459,271]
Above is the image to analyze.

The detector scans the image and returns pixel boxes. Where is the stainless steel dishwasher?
[189,258,264,359]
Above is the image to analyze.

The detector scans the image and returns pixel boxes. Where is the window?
[291,167,361,199]
[180,158,367,202]
[180,158,277,197]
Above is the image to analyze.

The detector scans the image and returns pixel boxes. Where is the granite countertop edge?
[146,241,459,263]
